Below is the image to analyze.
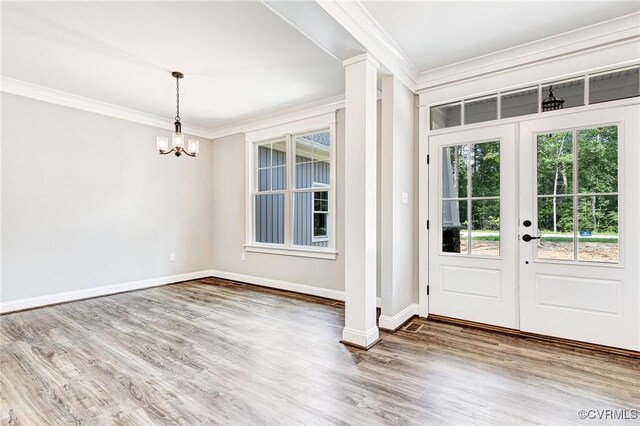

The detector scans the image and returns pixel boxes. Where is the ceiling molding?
[206,94,345,140]
[416,12,640,92]
[1,76,212,139]
[1,75,346,141]
[313,0,420,91]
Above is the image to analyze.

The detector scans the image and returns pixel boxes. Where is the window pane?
[313,161,330,186]
[541,79,584,111]
[589,67,639,104]
[255,194,284,244]
[258,168,270,192]
[294,192,328,247]
[464,96,497,125]
[258,145,271,167]
[295,162,312,189]
[578,195,618,263]
[431,103,461,130]
[272,141,287,166]
[272,165,286,191]
[471,141,500,197]
[442,200,468,254]
[471,199,500,256]
[442,145,468,198]
[501,87,539,118]
[312,132,330,162]
[314,213,328,237]
[314,191,328,212]
[537,132,573,196]
[537,196,574,261]
[577,126,618,194]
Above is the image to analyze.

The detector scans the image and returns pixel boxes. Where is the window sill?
[244,244,338,260]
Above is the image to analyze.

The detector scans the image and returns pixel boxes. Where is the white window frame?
[245,113,337,260]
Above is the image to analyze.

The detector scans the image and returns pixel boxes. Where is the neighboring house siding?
[294,156,329,247]
[255,146,329,247]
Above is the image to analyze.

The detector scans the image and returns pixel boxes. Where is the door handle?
[522,234,541,242]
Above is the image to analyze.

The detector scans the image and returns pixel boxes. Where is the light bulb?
[188,139,200,155]
[157,136,169,153]
[172,132,184,149]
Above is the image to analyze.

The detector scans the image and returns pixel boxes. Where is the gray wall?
[1,93,214,302]
[210,109,347,292]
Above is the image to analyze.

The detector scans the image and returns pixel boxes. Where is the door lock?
[522,234,541,242]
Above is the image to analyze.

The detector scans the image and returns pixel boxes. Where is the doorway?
[427,105,640,351]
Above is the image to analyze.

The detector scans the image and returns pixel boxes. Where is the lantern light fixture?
[157,71,199,157]
[541,85,565,112]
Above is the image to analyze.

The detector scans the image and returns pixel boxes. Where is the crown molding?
[0,76,213,139]
[0,76,348,141]
[314,0,420,91]
[416,12,640,92]
[206,94,345,140]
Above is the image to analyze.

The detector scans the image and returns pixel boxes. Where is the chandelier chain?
[175,76,180,122]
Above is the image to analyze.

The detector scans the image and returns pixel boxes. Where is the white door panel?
[429,124,518,328]
[518,106,640,350]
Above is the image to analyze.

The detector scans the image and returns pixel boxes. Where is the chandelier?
[156,71,199,157]
[541,85,565,112]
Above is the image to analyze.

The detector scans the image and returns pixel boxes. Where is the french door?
[428,105,640,350]
[428,124,518,329]
[519,106,639,350]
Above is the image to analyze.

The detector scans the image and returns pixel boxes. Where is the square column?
[341,54,380,349]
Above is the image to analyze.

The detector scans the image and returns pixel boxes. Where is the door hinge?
[427,285,430,295]
[427,220,430,230]
[427,154,430,164]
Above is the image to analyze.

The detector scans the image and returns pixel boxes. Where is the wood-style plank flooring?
[1,278,638,425]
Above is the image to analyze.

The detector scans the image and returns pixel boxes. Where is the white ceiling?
[361,1,640,72]
[1,1,345,129]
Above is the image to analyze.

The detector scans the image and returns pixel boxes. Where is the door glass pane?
[471,141,500,197]
[537,131,573,196]
[471,199,500,256]
[537,196,574,260]
[442,200,468,254]
[501,87,539,118]
[442,145,468,198]
[431,103,461,130]
[577,126,618,194]
[589,67,640,104]
[577,195,618,263]
[464,96,497,125]
[255,194,285,244]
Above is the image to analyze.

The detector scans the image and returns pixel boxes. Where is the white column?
[379,75,418,331]
[341,54,380,349]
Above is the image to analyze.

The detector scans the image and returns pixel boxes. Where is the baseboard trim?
[0,270,216,314]
[209,269,345,302]
[341,326,380,350]
[379,303,419,332]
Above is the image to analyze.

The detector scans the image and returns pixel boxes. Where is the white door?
[428,125,518,328]
[519,106,640,350]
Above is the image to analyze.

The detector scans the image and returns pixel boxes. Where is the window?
[247,116,336,259]
[442,141,501,257]
[536,126,619,263]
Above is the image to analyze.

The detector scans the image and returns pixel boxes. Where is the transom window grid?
[430,65,640,130]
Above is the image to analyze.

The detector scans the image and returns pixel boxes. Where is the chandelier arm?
[159,148,175,155]
[182,150,197,158]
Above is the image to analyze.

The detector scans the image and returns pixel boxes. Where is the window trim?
[245,113,337,259]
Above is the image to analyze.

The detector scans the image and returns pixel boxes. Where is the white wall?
[1,93,214,306]
[380,76,418,327]
[210,109,347,294]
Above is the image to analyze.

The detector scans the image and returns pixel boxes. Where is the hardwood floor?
[1,278,638,425]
